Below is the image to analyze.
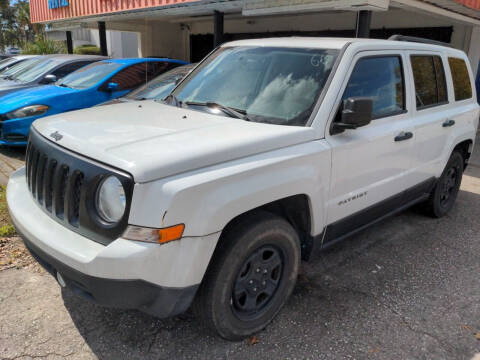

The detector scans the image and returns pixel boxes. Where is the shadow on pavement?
[0,146,26,162]
[60,188,480,359]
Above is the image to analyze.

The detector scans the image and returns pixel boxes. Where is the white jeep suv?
[7,36,479,340]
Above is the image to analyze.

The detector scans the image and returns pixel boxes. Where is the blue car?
[0,58,187,145]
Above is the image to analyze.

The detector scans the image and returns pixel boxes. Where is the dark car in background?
[0,54,107,98]
[101,63,195,105]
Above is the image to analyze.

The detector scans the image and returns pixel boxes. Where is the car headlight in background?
[5,105,49,119]
[96,175,126,223]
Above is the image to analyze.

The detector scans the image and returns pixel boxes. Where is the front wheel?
[424,151,464,218]
[193,211,300,340]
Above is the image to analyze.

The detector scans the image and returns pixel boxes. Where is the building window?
[341,56,405,119]
[448,57,472,101]
[411,55,448,109]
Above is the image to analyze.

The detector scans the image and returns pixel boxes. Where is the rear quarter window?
[448,57,472,101]
[411,55,448,109]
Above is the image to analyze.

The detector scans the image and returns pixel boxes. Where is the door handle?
[442,119,455,127]
[394,131,413,142]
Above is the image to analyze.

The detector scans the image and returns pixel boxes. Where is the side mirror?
[107,82,119,92]
[42,74,57,84]
[332,97,373,134]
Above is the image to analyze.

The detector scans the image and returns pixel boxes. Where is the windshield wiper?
[58,83,70,88]
[184,101,250,121]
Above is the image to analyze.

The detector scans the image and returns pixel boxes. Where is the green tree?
[0,0,46,52]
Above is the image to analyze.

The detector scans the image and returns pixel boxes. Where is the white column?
[468,26,480,78]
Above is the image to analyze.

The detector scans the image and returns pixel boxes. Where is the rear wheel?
[193,211,300,340]
[424,151,464,218]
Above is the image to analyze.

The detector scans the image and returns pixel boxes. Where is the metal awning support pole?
[213,10,224,47]
[356,10,372,38]
[66,31,73,54]
[98,21,108,56]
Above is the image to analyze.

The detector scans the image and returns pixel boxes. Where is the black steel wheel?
[439,166,458,209]
[424,151,464,218]
[232,245,284,321]
[193,211,300,340]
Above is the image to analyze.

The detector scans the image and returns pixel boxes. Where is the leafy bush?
[74,44,101,55]
[22,36,66,54]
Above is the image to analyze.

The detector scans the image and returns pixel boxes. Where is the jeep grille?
[25,128,134,245]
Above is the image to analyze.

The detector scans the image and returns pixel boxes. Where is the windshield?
[57,62,122,89]
[127,64,194,100]
[172,46,338,126]
[0,57,21,71]
[12,58,65,83]
[0,57,39,77]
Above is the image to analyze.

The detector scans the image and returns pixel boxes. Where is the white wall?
[468,26,480,78]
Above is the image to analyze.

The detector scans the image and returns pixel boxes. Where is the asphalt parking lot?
[1,141,480,360]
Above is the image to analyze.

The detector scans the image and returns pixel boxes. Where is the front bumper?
[20,229,198,317]
[0,116,40,146]
[7,167,221,317]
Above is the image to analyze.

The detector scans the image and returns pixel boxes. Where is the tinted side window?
[52,61,95,79]
[109,62,176,91]
[341,56,405,119]
[149,61,179,78]
[411,55,448,108]
[448,57,472,101]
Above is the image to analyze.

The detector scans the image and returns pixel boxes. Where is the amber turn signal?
[122,224,185,244]
[157,224,185,244]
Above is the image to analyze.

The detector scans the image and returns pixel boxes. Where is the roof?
[222,37,466,54]
[105,58,187,65]
[36,54,108,61]
[10,55,38,60]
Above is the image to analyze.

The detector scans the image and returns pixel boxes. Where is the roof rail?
[388,35,452,48]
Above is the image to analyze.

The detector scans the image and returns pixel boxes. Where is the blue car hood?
[0,85,77,113]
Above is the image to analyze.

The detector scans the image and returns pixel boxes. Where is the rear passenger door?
[408,52,460,183]
[325,51,416,240]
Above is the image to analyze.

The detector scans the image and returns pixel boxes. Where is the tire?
[423,151,464,218]
[193,211,300,340]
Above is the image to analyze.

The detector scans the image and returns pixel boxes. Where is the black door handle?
[442,119,455,127]
[394,131,413,142]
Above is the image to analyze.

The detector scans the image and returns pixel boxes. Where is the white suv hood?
[33,100,316,182]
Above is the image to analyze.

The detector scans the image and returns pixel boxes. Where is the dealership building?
[34,0,480,75]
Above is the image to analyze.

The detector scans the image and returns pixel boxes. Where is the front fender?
[129,140,331,237]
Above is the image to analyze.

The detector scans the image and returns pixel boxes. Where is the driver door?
[324,51,416,243]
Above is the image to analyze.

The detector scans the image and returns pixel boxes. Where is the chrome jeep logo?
[50,131,63,142]
[338,191,367,206]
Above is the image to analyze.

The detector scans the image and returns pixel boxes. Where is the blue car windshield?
[57,62,123,89]
[172,46,338,126]
[12,58,65,83]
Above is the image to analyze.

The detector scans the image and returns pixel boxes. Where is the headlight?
[95,175,126,223]
[5,105,49,119]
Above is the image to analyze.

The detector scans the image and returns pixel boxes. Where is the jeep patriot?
[7,37,479,340]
